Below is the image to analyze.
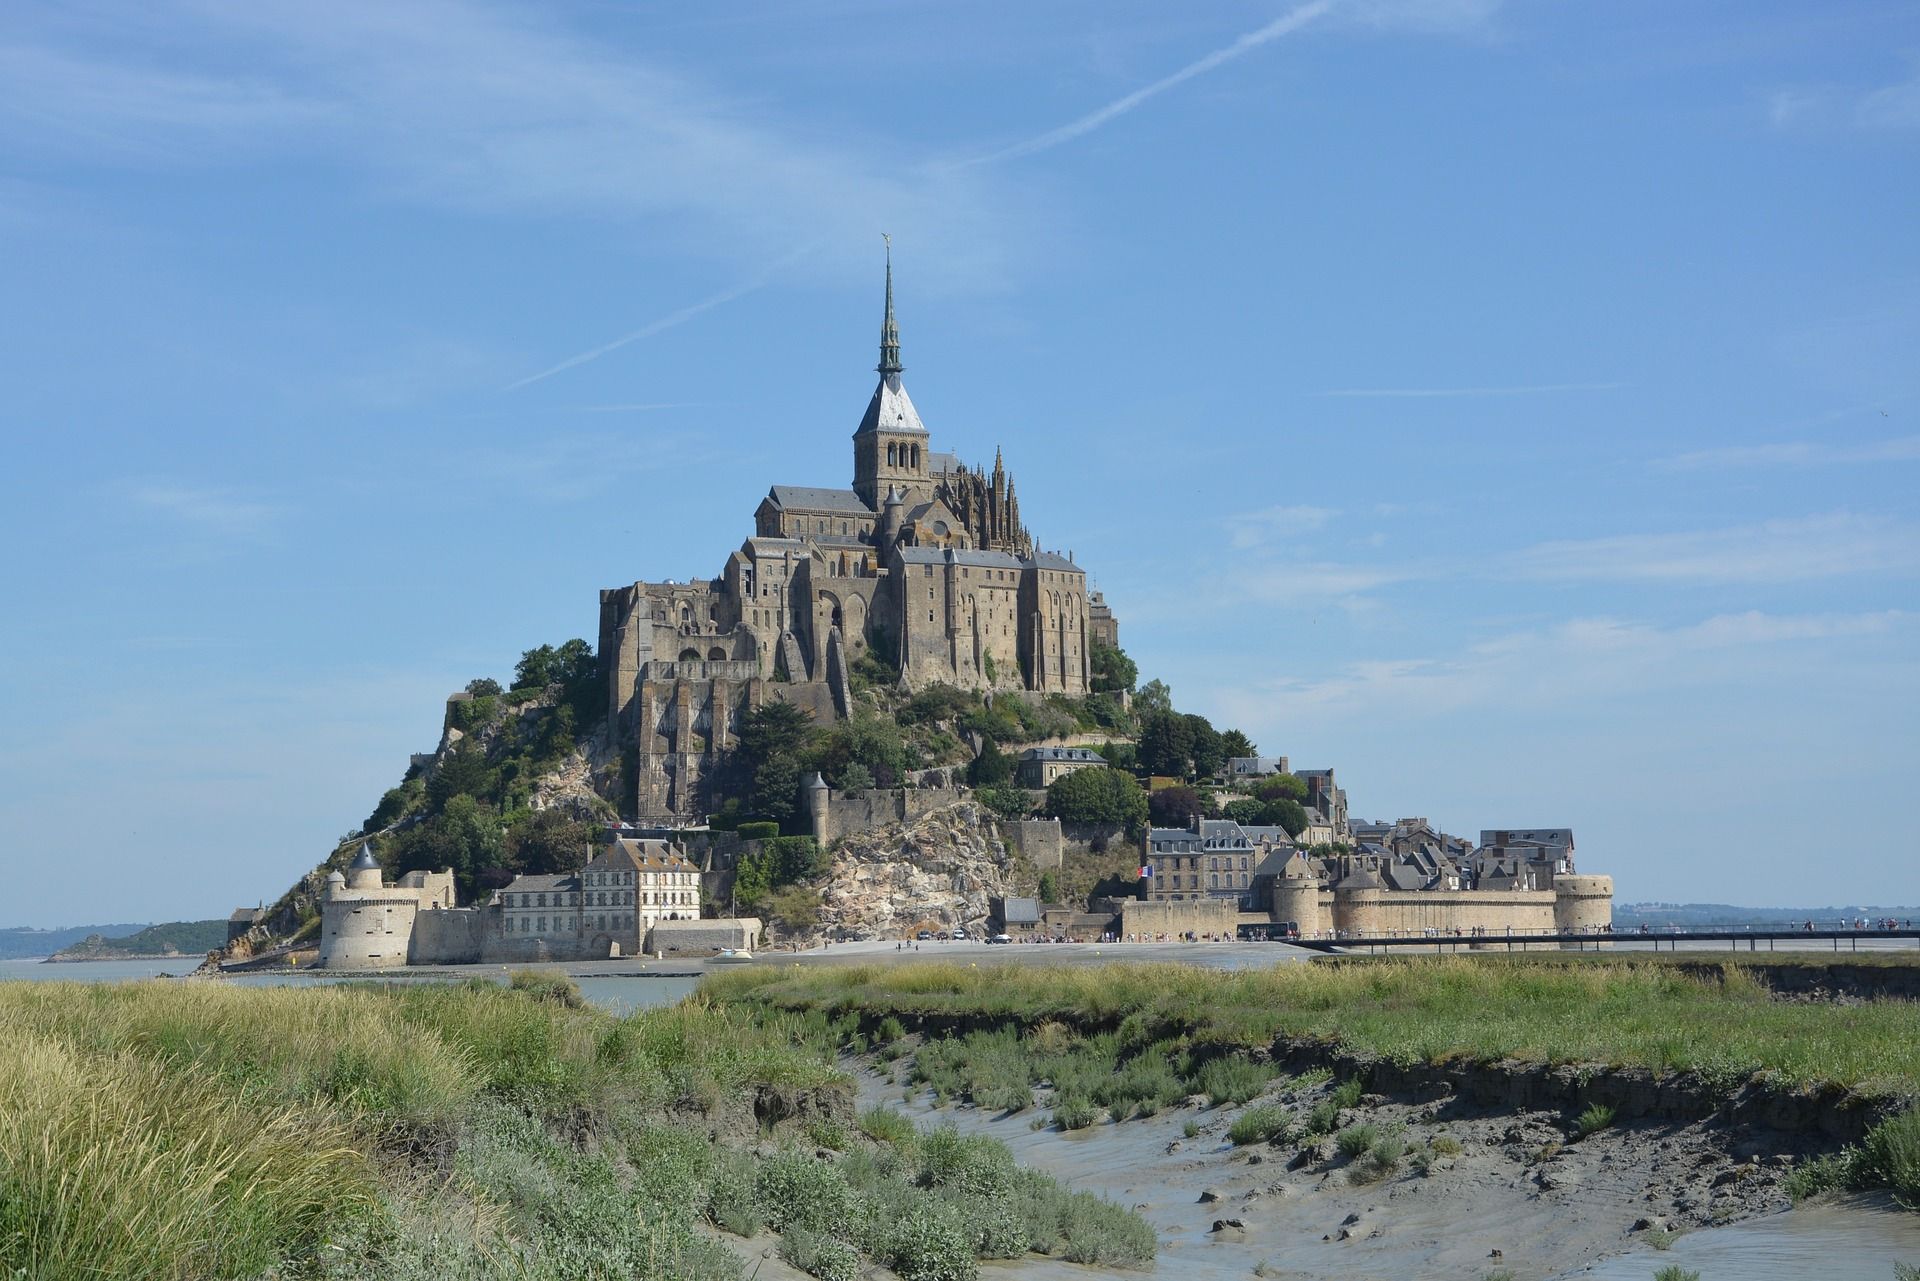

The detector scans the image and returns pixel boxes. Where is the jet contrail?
[504,245,815,391]
[961,1,1334,167]
[504,278,767,391]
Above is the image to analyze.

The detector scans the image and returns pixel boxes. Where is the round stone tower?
[1553,873,1613,941]
[347,841,382,890]
[1272,851,1323,938]
[878,485,907,555]
[1330,865,1386,937]
[805,771,831,844]
[318,844,420,970]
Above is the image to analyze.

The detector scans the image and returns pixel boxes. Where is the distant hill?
[0,924,151,960]
[46,920,228,961]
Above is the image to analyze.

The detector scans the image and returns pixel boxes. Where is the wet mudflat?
[858,1065,1920,1280]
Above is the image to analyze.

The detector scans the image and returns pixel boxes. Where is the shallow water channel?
[858,1069,1920,1281]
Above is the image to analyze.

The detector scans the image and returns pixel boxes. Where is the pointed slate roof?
[855,372,927,437]
[856,248,927,437]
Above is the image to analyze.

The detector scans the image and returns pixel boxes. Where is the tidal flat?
[712,955,1920,1280]
[2,954,1917,1279]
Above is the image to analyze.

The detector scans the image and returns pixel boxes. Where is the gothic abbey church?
[599,257,1117,821]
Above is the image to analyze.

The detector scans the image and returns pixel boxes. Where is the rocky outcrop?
[528,741,618,822]
[814,801,1027,941]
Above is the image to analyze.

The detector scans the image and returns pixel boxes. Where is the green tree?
[1134,679,1173,717]
[1255,773,1308,803]
[1185,714,1225,779]
[730,701,822,826]
[819,712,906,788]
[1223,798,1265,826]
[1089,643,1138,694]
[465,677,503,697]
[428,741,496,810]
[1219,729,1255,760]
[513,644,559,690]
[751,754,804,827]
[975,784,1034,821]
[1037,870,1060,903]
[1137,711,1195,778]
[507,809,597,875]
[738,701,817,765]
[968,738,1013,786]
[1044,767,1149,827]
[1148,786,1204,827]
[1261,797,1309,837]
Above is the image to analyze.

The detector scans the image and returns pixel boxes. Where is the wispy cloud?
[1225,504,1339,549]
[0,2,1013,285]
[1658,436,1920,470]
[1505,513,1920,585]
[1857,58,1920,129]
[1316,382,1624,398]
[1218,609,1911,723]
[958,1,1334,167]
[127,483,278,538]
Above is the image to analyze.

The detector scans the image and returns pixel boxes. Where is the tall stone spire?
[878,235,903,376]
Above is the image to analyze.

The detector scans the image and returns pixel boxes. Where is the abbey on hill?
[599,254,1116,821]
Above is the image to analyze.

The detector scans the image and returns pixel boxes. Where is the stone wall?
[1058,820,1129,858]
[1119,897,1238,939]
[409,907,488,965]
[999,818,1064,870]
[819,786,970,846]
[646,918,762,955]
[1330,889,1560,937]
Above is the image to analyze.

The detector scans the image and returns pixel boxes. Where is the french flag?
[1138,865,1153,879]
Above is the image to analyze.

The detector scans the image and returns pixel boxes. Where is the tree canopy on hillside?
[1044,766,1149,828]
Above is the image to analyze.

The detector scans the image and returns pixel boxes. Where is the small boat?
[711,947,755,964]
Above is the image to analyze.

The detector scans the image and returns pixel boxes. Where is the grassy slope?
[707,955,1920,1096]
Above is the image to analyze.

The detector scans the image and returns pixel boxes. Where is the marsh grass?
[0,1032,373,1280]
[1336,1122,1380,1159]
[0,978,1157,1280]
[1228,1105,1293,1146]
[705,957,1920,1095]
[1574,1103,1617,1139]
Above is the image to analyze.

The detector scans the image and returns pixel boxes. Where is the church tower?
[853,242,931,507]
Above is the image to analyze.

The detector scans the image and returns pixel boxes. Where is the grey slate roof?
[855,372,928,436]
[1334,866,1386,891]
[1033,551,1080,571]
[1383,862,1429,891]
[767,485,872,514]
[1019,746,1102,763]
[500,872,581,894]
[929,451,964,475]
[350,843,379,872]
[896,546,1026,569]
[1479,828,1573,849]
[998,897,1041,924]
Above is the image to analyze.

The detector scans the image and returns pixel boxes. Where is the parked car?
[915,930,933,941]
[951,928,970,941]
[935,931,951,941]
[988,934,1012,945]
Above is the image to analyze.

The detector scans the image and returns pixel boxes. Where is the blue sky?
[2,0,1916,926]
